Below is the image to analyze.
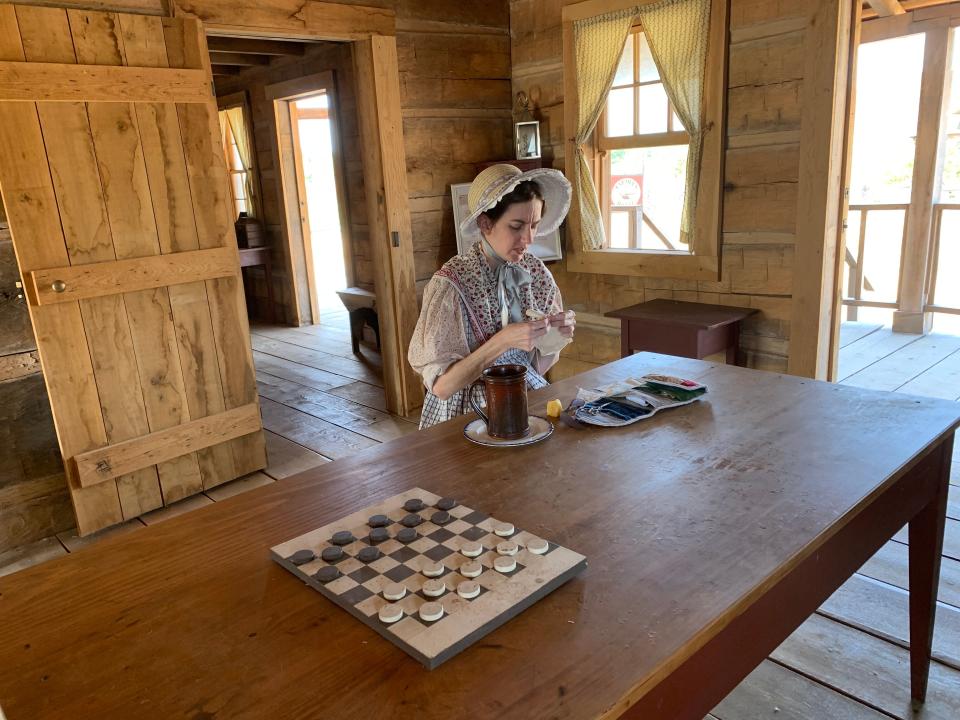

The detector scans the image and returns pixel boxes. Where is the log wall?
[511,0,803,378]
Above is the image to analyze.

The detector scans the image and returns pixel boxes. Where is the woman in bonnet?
[408,164,576,429]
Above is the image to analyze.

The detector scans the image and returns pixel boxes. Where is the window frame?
[561,0,728,280]
[217,90,261,220]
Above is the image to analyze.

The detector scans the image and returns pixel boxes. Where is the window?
[601,28,690,251]
[561,0,727,280]
[219,115,250,218]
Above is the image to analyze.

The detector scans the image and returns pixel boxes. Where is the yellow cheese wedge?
[546,399,563,418]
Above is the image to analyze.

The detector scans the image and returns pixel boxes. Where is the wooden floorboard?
[258,396,379,459]
[837,328,922,382]
[840,322,883,349]
[896,347,960,401]
[893,517,960,562]
[841,333,960,391]
[857,540,960,610]
[325,380,389,412]
[251,334,384,387]
[257,373,417,443]
[253,350,352,392]
[711,658,888,719]
[262,429,329,480]
[771,613,960,719]
[817,573,960,670]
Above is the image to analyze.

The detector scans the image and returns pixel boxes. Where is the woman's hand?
[548,310,576,339]
[494,318,550,352]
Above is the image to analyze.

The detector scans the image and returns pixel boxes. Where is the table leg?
[908,433,953,703]
[727,324,740,366]
[620,320,631,358]
[263,255,276,324]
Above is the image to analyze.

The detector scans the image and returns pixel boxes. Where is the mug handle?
[469,379,488,425]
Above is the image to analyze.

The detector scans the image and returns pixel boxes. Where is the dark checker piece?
[289,549,315,565]
[331,531,355,546]
[315,566,341,583]
[401,513,423,528]
[431,510,451,525]
[368,514,390,528]
[321,546,344,563]
[403,498,426,512]
[436,497,457,511]
[368,527,390,544]
[357,546,381,563]
[396,527,418,544]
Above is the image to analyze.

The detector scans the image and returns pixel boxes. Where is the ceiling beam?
[206,37,307,56]
[211,65,241,77]
[208,52,271,67]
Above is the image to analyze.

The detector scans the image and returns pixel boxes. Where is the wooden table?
[606,299,758,365]
[238,246,276,323]
[0,354,956,719]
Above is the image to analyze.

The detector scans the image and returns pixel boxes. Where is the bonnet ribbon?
[481,238,532,329]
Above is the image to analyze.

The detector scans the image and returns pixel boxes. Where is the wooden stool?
[336,287,379,354]
[605,299,757,366]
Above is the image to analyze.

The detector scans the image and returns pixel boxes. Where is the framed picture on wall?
[450,182,562,262]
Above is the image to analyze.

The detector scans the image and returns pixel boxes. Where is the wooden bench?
[605,299,757,366]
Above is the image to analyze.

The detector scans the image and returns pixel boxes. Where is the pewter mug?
[469,364,530,440]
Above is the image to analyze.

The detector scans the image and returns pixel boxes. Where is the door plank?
[772,613,960,719]
[119,12,239,490]
[817,573,960,669]
[69,8,204,504]
[163,16,266,476]
[15,4,162,519]
[0,4,123,533]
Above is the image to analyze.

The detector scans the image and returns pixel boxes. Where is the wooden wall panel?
[511,0,817,377]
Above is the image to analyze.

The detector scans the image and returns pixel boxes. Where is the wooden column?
[893,26,951,335]
[352,36,422,416]
[788,0,854,379]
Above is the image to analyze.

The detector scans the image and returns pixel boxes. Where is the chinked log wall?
[214,0,515,323]
[511,0,804,379]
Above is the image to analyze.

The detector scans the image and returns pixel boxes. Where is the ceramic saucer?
[463,415,553,448]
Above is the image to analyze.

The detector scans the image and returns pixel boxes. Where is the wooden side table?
[605,299,757,366]
[238,247,276,323]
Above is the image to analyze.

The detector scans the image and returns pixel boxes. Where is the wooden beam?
[788,0,854,379]
[208,51,270,66]
[174,0,395,41]
[71,403,262,488]
[353,36,422,415]
[865,0,906,16]
[206,37,306,55]
[0,61,212,103]
[211,64,240,76]
[893,26,951,334]
[23,247,239,306]
[863,0,956,20]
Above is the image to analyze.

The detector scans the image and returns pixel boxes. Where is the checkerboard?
[270,487,587,668]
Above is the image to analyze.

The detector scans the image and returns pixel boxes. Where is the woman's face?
[479,198,543,264]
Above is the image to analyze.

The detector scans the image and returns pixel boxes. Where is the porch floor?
[1,318,958,718]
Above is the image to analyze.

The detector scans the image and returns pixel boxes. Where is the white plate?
[463,415,554,448]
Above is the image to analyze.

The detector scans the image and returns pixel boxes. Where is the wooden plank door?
[0,4,266,535]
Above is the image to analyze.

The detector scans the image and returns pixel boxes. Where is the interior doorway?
[290,92,351,316]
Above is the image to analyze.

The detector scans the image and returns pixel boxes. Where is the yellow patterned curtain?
[636,0,711,244]
[573,8,637,250]
[225,106,260,218]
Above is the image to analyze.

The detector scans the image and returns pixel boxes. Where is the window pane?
[233,173,247,203]
[860,208,905,303]
[932,209,960,308]
[606,87,634,136]
[941,136,960,201]
[672,110,685,132]
[613,34,634,87]
[849,34,924,204]
[610,145,689,250]
[231,142,244,172]
[610,211,631,248]
[638,33,658,83]
[638,83,669,134]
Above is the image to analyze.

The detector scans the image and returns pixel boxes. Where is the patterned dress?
[408,242,563,429]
